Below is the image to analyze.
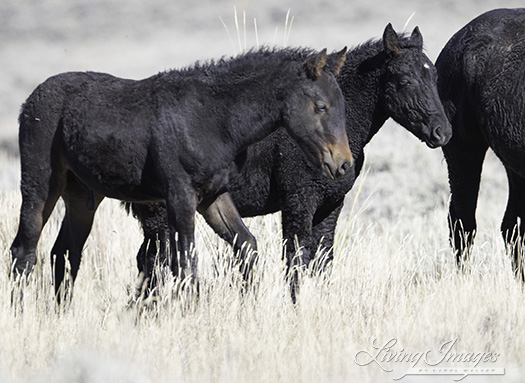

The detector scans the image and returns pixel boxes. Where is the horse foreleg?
[281,198,315,270]
[198,191,257,283]
[442,134,487,268]
[281,195,315,302]
[311,202,344,273]
[501,169,525,281]
[165,191,197,282]
[130,202,170,284]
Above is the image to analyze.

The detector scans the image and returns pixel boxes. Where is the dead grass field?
[1,1,524,382]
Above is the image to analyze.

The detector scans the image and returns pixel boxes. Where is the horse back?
[18,72,166,200]
[19,71,151,146]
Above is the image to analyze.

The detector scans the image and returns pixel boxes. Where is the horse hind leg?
[51,172,103,299]
[197,191,257,284]
[501,169,525,281]
[10,156,66,277]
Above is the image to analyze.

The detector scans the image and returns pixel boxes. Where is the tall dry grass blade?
[254,18,259,49]
[403,12,416,32]
[234,6,242,53]
[219,16,236,54]
[284,9,290,46]
[243,10,247,52]
[284,9,294,47]
[287,16,294,46]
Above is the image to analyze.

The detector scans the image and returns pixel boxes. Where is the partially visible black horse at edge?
[437,8,525,278]
[10,46,353,298]
[130,23,452,299]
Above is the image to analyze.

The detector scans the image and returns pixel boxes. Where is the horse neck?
[222,76,294,152]
[339,43,390,154]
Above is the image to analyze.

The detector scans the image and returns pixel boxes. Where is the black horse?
[131,24,452,294]
[436,8,525,278]
[10,47,352,297]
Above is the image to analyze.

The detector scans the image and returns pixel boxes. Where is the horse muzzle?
[425,124,452,148]
[424,114,453,148]
[321,140,354,180]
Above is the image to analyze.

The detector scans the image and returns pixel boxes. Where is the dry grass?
[1,145,524,382]
[2,1,525,381]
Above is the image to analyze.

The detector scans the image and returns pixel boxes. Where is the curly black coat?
[11,46,351,297]
[437,8,525,278]
[132,24,451,288]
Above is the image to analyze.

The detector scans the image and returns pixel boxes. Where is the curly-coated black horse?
[131,24,451,296]
[437,8,525,278]
[10,47,352,296]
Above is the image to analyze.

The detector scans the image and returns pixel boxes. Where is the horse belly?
[62,120,160,201]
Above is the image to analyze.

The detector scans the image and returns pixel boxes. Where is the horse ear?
[383,23,402,55]
[410,26,423,48]
[329,46,347,76]
[304,48,328,79]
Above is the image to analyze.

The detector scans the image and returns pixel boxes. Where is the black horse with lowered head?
[436,8,525,278]
[10,46,352,297]
[130,24,452,298]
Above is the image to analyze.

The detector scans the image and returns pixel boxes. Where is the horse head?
[284,48,353,179]
[381,23,452,148]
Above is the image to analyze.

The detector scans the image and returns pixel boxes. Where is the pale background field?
[1,1,524,382]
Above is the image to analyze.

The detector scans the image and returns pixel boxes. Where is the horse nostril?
[433,126,442,140]
[337,160,352,177]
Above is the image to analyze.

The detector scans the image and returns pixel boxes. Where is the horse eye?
[399,79,411,88]
[315,102,328,113]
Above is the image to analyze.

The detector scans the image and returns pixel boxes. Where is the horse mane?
[345,32,421,73]
[160,46,317,81]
